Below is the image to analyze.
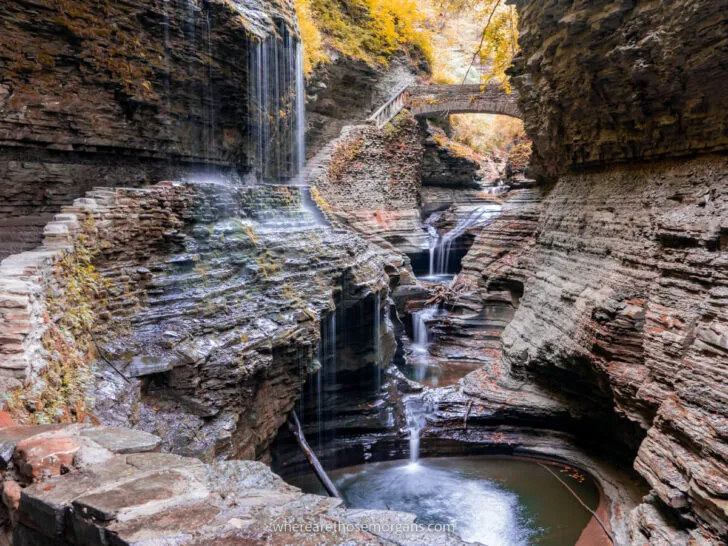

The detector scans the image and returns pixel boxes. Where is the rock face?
[305,55,418,157]
[512,0,728,178]
[0,425,466,546]
[421,123,482,188]
[0,0,301,256]
[498,1,728,543]
[0,181,408,466]
[307,113,428,254]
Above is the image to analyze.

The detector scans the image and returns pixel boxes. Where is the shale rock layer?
[512,0,728,177]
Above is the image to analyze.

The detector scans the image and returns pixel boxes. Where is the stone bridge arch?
[407,84,522,119]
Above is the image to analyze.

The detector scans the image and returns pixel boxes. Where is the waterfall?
[405,398,432,466]
[374,292,381,390]
[295,41,306,173]
[427,224,438,277]
[412,305,438,353]
[425,205,502,276]
[316,312,336,451]
[247,25,304,183]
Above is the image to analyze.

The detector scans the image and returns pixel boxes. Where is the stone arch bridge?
[368,83,522,127]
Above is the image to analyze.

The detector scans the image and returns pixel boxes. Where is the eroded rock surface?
[512,0,728,177]
[0,0,301,256]
[0,425,466,546]
[492,0,728,542]
[0,181,408,466]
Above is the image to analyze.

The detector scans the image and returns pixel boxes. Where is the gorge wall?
[494,0,728,543]
[0,0,302,257]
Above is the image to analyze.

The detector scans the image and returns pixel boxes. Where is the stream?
[274,196,600,545]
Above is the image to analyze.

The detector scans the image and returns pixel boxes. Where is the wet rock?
[0,0,301,256]
[14,436,80,481]
[3,426,463,546]
[61,182,405,463]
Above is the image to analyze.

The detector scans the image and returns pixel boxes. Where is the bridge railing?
[367,85,411,128]
[367,82,522,128]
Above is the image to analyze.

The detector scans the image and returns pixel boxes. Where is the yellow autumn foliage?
[296,0,433,74]
[296,0,328,75]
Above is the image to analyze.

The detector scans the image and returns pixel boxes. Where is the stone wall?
[501,0,728,542]
[307,112,428,255]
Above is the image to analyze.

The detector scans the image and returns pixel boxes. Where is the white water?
[412,305,438,353]
[295,43,306,174]
[427,223,438,277]
[425,204,502,276]
[333,459,535,546]
[316,312,336,450]
[373,292,382,390]
[248,28,304,182]
[405,399,431,465]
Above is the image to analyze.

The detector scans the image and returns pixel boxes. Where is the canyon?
[0,0,727,545]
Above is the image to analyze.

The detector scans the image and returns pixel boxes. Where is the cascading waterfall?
[405,398,432,466]
[425,204,502,277]
[412,305,438,353]
[247,26,305,183]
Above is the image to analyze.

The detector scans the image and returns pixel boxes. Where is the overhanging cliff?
[494,1,728,543]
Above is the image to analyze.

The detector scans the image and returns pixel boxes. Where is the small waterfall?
[427,224,438,277]
[374,292,381,389]
[316,312,336,451]
[425,205,502,276]
[295,42,306,173]
[405,398,432,466]
[412,305,438,353]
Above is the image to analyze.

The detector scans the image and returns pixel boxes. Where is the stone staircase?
[0,192,111,388]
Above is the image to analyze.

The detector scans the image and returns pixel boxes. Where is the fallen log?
[288,410,344,502]
[537,462,614,545]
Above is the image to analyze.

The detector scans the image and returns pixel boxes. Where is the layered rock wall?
[511,0,728,178]
[504,0,728,542]
[308,112,427,255]
[0,180,407,465]
[0,0,300,256]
